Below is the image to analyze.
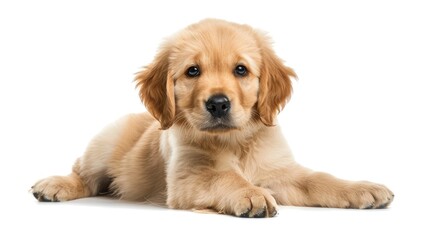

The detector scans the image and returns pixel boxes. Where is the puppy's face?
[170,22,261,132]
[136,19,295,132]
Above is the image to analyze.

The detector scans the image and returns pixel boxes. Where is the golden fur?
[31,19,393,217]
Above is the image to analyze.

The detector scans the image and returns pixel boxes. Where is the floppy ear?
[135,47,175,130]
[256,33,296,126]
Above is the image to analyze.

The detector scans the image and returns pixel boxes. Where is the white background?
[1,0,428,239]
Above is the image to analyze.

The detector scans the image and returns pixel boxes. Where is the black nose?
[205,94,231,118]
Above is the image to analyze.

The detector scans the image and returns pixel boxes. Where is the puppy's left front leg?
[166,152,278,218]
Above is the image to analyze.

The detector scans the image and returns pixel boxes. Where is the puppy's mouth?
[200,118,237,133]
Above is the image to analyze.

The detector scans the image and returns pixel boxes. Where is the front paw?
[229,187,278,218]
[340,182,394,209]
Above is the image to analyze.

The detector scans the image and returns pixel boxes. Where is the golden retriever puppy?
[31,19,394,217]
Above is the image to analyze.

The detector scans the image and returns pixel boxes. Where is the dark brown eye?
[234,65,248,77]
[186,66,200,77]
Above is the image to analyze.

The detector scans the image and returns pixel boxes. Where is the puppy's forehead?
[169,21,262,74]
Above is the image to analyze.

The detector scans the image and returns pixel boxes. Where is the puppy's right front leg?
[166,152,278,218]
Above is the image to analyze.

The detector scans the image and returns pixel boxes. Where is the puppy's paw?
[340,181,394,209]
[230,187,278,218]
[31,175,88,202]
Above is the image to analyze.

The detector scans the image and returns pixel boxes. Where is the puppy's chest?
[214,144,286,183]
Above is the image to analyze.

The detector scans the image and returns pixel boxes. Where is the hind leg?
[31,116,135,202]
[31,134,114,202]
[31,159,93,201]
[261,164,394,209]
[31,113,157,202]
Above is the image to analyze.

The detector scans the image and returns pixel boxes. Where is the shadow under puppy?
[32,19,394,218]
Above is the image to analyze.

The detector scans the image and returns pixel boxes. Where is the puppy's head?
[136,19,296,132]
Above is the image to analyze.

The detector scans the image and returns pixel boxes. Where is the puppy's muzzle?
[205,94,230,118]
